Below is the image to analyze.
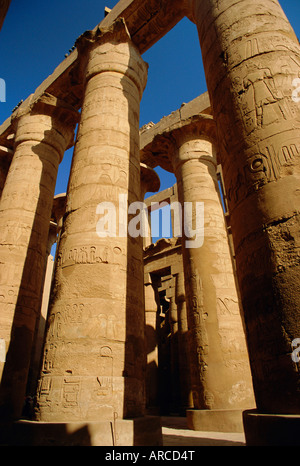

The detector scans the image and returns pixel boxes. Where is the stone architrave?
[0,93,78,420]
[190,0,300,423]
[146,114,256,432]
[33,20,156,442]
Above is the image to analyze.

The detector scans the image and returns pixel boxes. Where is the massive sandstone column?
[169,116,255,431]
[0,94,78,420]
[32,20,161,446]
[189,0,300,436]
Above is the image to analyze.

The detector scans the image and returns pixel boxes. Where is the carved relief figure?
[243,67,286,130]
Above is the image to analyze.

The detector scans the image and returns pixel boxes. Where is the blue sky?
[0,0,299,200]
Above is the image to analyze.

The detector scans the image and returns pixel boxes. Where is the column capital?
[141,113,217,173]
[11,92,80,161]
[72,18,148,97]
[140,163,160,199]
[51,192,67,235]
[11,92,79,128]
[75,17,132,52]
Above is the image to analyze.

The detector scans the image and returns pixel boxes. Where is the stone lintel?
[140,92,211,151]
[99,0,188,54]
[140,112,216,172]
[144,237,182,260]
[75,17,131,53]
[0,0,188,142]
[144,185,176,209]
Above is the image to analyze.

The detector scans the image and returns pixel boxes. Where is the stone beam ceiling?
[0,0,189,147]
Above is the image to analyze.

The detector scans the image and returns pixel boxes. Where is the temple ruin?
[0,0,299,446]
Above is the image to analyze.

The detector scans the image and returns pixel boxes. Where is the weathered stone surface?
[0,0,299,447]
[34,19,149,424]
[0,0,187,144]
[0,93,78,420]
[12,416,163,446]
[140,95,211,170]
[142,115,255,426]
[186,408,245,433]
[191,0,300,414]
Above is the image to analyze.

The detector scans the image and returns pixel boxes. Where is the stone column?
[190,0,300,443]
[32,19,161,446]
[166,115,255,432]
[0,93,78,421]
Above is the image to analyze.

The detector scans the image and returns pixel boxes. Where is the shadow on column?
[2,420,92,446]
[0,128,60,424]
[121,61,162,444]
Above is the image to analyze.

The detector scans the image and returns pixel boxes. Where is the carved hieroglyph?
[0,94,78,420]
[34,19,148,423]
[191,0,300,413]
